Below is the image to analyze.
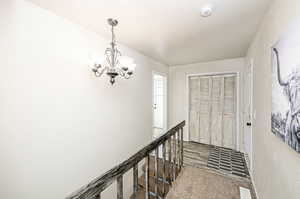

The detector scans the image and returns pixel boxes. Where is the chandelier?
[90,18,136,85]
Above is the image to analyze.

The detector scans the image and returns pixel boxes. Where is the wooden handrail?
[66,121,185,199]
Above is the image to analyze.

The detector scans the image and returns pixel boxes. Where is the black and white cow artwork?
[271,21,300,153]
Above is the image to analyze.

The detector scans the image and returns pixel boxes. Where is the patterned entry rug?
[207,146,250,178]
[183,142,250,179]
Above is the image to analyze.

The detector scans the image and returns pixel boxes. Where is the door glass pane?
[153,75,164,129]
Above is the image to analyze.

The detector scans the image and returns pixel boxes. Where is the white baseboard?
[244,153,259,199]
[251,176,260,199]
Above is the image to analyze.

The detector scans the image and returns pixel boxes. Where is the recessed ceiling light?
[201,4,214,17]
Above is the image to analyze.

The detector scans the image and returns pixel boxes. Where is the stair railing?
[66,121,185,199]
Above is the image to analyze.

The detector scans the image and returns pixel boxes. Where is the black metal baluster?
[117,175,123,199]
[155,147,159,199]
[133,163,138,199]
[180,127,184,169]
[173,133,176,180]
[162,142,166,197]
[145,155,150,199]
[177,130,180,172]
[168,137,172,185]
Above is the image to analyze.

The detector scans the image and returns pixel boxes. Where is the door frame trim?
[186,71,240,151]
[245,59,254,174]
[152,71,168,133]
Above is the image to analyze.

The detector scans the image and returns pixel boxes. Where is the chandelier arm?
[104,48,111,56]
[117,67,125,77]
[120,68,131,79]
[95,66,107,77]
[114,54,118,68]
[94,71,101,77]
[118,50,122,57]
[105,52,113,68]
[119,63,126,70]
[115,49,121,67]
[105,47,113,54]
[124,73,131,79]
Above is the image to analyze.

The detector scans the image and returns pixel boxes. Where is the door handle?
[153,104,157,109]
[246,122,252,126]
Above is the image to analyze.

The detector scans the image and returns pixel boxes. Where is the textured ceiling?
[28,0,272,66]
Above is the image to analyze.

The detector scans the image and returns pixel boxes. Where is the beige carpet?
[166,166,256,199]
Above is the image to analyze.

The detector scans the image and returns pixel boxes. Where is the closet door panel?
[223,76,236,148]
[211,77,224,147]
[199,77,211,144]
[199,113,210,143]
[188,74,237,149]
[189,110,199,141]
[223,115,234,148]
[189,77,200,142]
[211,114,222,146]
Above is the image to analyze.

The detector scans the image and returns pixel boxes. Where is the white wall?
[168,58,245,151]
[0,1,168,199]
[246,0,300,198]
